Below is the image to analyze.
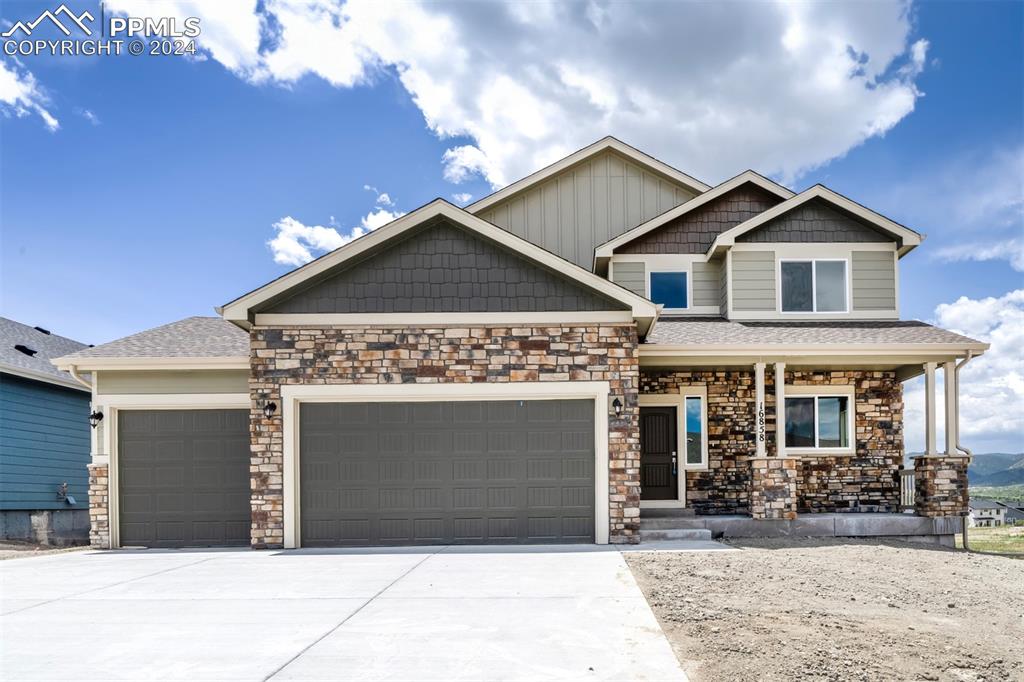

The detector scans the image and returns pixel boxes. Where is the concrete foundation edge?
[0,509,90,546]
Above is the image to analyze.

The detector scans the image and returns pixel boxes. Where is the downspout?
[66,364,93,390]
[953,351,975,551]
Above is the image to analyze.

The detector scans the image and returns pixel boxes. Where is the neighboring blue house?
[0,318,91,545]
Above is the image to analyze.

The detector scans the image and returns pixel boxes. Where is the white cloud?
[77,108,100,125]
[933,238,1024,272]
[104,0,930,187]
[363,184,394,206]
[360,207,403,231]
[904,290,1024,453]
[0,59,58,131]
[451,192,473,205]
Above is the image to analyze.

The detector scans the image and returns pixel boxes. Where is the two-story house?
[969,499,1007,527]
[53,137,986,550]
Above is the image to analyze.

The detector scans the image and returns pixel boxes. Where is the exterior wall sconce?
[89,410,104,428]
[611,397,623,416]
[263,401,278,419]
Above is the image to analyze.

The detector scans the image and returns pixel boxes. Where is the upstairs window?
[780,259,847,313]
[650,271,688,310]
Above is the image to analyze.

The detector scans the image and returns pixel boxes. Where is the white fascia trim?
[640,343,990,357]
[220,200,659,328]
[594,171,795,263]
[706,185,923,256]
[280,381,611,549]
[0,364,90,392]
[254,311,633,327]
[52,356,249,371]
[467,137,710,215]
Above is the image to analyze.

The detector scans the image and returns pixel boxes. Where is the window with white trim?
[649,271,688,310]
[683,394,706,467]
[780,259,847,313]
[784,395,852,449]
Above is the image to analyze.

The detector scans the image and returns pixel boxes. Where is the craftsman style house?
[54,138,985,549]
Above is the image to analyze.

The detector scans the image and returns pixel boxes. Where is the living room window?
[784,394,852,451]
[780,259,847,313]
[649,271,688,310]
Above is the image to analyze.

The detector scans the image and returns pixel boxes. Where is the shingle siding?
[0,374,90,511]
[852,251,897,311]
[265,219,628,314]
[739,199,891,243]
[618,183,783,255]
[731,250,776,312]
[611,261,646,297]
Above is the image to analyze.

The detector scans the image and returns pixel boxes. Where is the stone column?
[87,463,110,549]
[914,455,968,517]
[749,458,798,520]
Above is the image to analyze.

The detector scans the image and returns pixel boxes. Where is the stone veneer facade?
[914,456,969,517]
[249,324,640,548]
[87,463,109,548]
[640,369,904,514]
[749,457,798,520]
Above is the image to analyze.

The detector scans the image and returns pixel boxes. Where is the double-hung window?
[780,259,847,313]
[649,271,688,311]
[784,394,852,451]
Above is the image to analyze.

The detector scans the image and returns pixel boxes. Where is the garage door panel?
[300,399,594,546]
[118,409,250,548]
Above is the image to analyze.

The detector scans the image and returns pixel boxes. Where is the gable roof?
[0,317,89,391]
[466,136,711,215]
[52,317,249,370]
[707,185,924,258]
[593,170,794,270]
[219,199,661,334]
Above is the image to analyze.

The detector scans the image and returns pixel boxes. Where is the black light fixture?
[89,410,104,428]
[611,397,623,417]
[263,401,278,419]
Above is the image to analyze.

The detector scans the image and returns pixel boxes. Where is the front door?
[640,406,678,500]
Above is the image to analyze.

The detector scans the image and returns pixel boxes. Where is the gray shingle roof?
[0,317,89,386]
[646,318,985,346]
[970,499,1007,510]
[57,317,248,360]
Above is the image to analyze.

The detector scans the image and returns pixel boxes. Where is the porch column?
[924,361,938,456]
[775,362,786,458]
[944,360,958,456]
[754,362,766,457]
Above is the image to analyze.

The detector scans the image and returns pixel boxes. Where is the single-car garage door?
[118,409,250,548]
[300,399,595,546]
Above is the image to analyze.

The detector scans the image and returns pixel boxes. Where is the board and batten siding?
[475,150,697,269]
[0,373,90,510]
[719,256,729,314]
[731,250,776,312]
[852,251,897,311]
[691,260,721,308]
[95,370,249,396]
[611,261,646,297]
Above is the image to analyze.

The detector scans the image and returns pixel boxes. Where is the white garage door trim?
[94,393,251,549]
[281,381,612,549]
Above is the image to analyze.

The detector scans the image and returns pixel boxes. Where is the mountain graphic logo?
[2,4,95,38]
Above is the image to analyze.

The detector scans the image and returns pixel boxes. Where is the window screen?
[781,261,813,312]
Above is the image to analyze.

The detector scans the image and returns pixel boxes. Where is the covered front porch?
[633,319,987,542]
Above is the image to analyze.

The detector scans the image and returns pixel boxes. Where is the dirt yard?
[626,539,1023,682]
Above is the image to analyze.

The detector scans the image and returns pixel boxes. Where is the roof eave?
[51,356,250,371]
[0,363,91,392]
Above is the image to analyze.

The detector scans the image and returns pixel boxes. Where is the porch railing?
[900,469,916,509]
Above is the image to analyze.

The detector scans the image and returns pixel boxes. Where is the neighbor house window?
[780,259,847,313]
[785,395,851,449]
[650,271,688,309]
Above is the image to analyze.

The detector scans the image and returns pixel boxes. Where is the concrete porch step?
[639,528,712,542]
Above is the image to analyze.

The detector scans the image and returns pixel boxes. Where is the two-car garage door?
[116,399,595,548]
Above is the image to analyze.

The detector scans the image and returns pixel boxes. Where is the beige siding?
[691,260,721,307]
[476,149,697,268]
[611,261,646,297]
[732,250,776,311]
[852,251,897,311]
[96,370,249,395]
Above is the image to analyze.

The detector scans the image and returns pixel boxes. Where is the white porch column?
[924,361,938,456]
[775,362,786,458]
[944,360,958,456]
[754,362,767,457]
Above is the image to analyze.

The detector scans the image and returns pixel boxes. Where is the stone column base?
[87,463,110,549]
[914,455,968,517]
[750,457,798,520]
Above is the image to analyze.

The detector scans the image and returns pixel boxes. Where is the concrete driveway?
[0,546,685,681]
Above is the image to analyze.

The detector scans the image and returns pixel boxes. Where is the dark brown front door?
[640,406,678,500]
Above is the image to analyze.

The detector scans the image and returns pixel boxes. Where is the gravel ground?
[625,539,1024,682]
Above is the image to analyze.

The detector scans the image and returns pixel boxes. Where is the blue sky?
[1,0,1021,450]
